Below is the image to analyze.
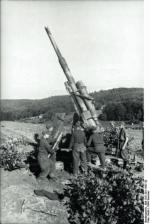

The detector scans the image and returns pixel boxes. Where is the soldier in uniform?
[69,121,87,176]
[37,131,56,181]
[142,122,144,151]
[87,126,106,169]
[117,122,129,169]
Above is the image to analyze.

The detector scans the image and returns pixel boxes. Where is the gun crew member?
[37,131,56,182]
[117,122,129,169]
[87,126,106,169]
[69,121,87,176]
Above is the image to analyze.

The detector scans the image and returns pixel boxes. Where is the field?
[0,121,45,143]
[0,121,144,224]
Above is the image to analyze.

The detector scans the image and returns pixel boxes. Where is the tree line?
[0,88,143,122]
[99,101,143,123]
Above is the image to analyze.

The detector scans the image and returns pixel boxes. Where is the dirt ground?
[0,121,70,224]
[1,168,70,224]
[0,121,144,224]
[0,121,45,143]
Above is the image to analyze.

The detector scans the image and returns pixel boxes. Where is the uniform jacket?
[38,137,53,156]
[119,128,127,142]
[87,132,105,152]
[69,128,87,150]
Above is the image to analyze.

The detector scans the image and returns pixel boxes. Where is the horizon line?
[1,86,144,101]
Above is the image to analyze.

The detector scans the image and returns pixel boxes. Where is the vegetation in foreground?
[0,121,144,224]
[0,137,30,171]
[64,167,144,224]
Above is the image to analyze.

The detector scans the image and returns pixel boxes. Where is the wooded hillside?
[0,88,143,122]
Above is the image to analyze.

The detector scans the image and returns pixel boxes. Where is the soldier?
[142,122,144,151]
[117,122,129,169]
[46,123,53,134]
[50,114,65,139]
[37,131,56,182]
[69,121,87,176]
[71,112,80,133]
[87,126,106,169]
[45,123,54,144]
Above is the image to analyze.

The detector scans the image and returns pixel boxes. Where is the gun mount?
[45,26,100,130]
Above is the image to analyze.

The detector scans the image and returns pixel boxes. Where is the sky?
[1,0,144,99]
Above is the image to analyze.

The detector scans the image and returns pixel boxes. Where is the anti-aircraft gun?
[45,27,132,165]
[45,26,100,131]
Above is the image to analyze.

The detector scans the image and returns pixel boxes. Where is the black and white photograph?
[0,0,147,223]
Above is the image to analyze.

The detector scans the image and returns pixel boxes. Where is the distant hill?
[0,87,144,121]
[91,87,143,106]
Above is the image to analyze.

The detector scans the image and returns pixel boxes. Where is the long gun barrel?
[45,27,74,83]
[45,26,99,130]
[45,26,87,115]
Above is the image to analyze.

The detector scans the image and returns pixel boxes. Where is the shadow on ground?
[25,133,73,177]
[25,134,41,177]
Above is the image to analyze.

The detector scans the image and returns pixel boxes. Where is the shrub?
[64,167,144,224]
[0,137,29,171]
[103,128,119,149]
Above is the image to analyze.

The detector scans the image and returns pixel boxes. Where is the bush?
[64,167,144,224]
[103,128,119,149]
[0,137,29,171]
